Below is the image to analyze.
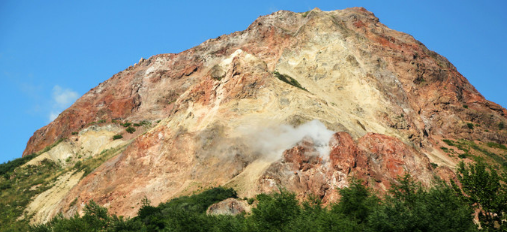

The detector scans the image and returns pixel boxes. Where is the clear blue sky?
[1,0,506,164]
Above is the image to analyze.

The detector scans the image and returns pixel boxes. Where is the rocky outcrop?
[259,132,434,203]
[21,7,507,223]
[207,198,251,216]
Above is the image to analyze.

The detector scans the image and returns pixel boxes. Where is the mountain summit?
[17,8,507,223]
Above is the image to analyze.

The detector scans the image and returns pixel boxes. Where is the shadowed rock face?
[21,7,507,223]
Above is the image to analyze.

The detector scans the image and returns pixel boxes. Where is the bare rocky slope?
[20,7,507,224]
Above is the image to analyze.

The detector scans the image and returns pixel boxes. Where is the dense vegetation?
[0,153,36,177]
[0,159,59,232]
[29,161,507,232]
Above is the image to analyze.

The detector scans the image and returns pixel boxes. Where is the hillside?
[3,7,506,227]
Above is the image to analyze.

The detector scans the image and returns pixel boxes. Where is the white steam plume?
[244,120,335,161]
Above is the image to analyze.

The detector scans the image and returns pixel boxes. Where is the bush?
[122,122,132,127]
[458,154,468,159]
[73,161,82,170]
[499,122,505,130]
[467,123,474,130]
[71,132,78,135]
[113,134,123,140]
[273,71,308,91]
[486,142,507,150]
[125,127,136,134]
[140,120,151,126]
[443,139,454,146]
[0,153,37,176]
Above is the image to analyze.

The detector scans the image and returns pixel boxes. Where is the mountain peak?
[18,8,507,224]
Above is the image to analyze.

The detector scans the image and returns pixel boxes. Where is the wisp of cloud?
[49,85,79,121]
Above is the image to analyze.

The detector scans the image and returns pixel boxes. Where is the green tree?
[452,161,507,231]
[368,174,476,232]
[249,189,300,231]
[333,179,378,225]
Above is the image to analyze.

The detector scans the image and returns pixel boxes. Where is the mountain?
[12,7,507,225]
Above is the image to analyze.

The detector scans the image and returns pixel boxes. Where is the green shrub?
[431,163,438,169]
[71,132,78,135]
[113,134,123,140]
[0,153,37,176]
[122,122,132,127]
[463,104,468,109]
[458,154,468,159]
[97,119,106,123]
[443,139,454,146]
[140,120,151,126]
[499,122,505,130]
[133,123,141,127]
[487,142,507,150]
[273,71,308,91]
[73,161,82,170]
[0,180,12,190]
[126,127,136,134]
[467,123,474,130]
[40,138,64,154]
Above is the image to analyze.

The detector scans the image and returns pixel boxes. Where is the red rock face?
[260,132,434,203]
